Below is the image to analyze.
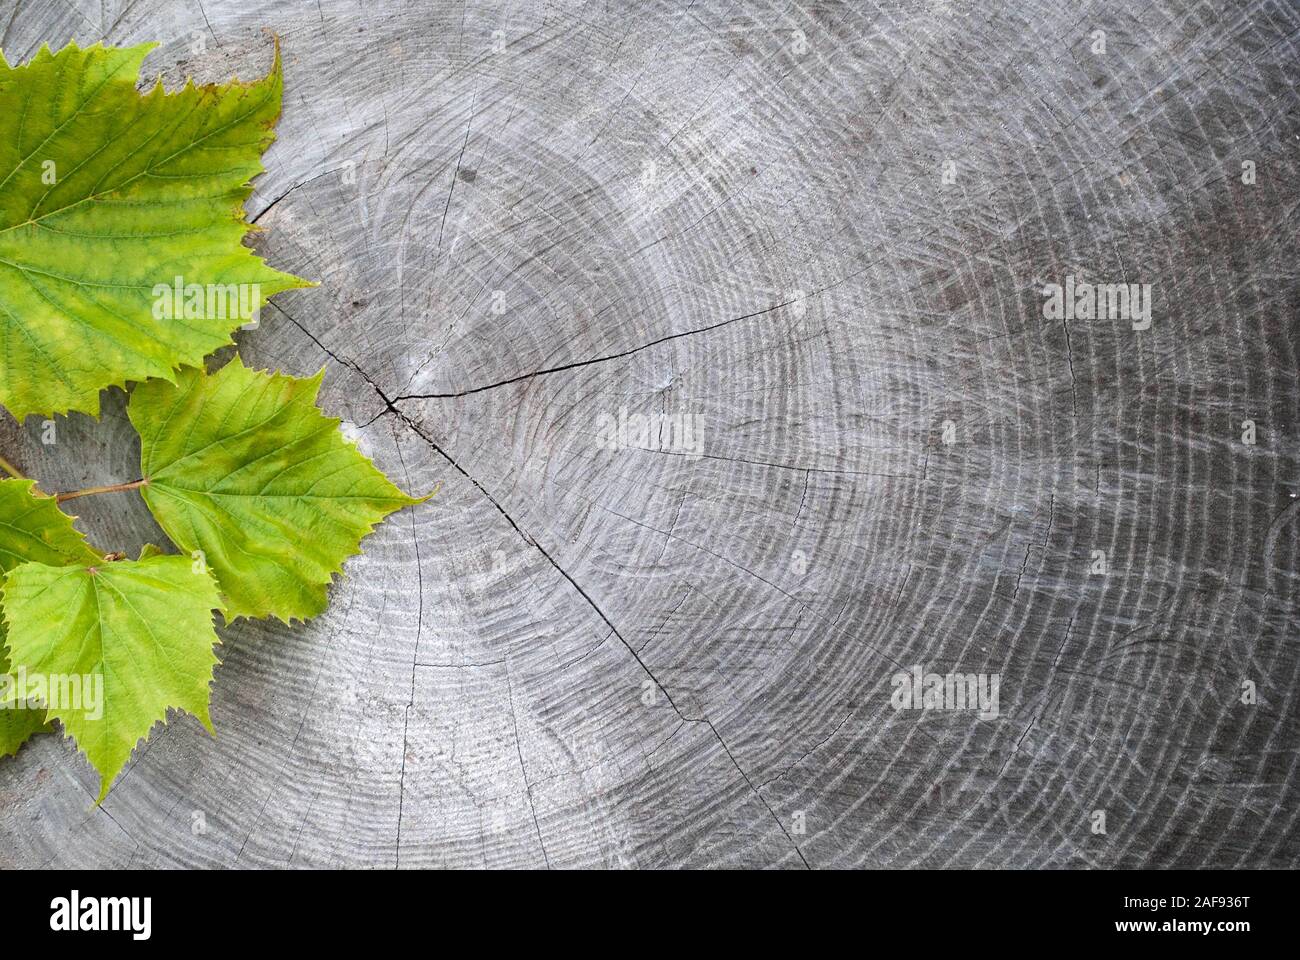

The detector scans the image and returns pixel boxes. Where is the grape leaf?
[1,553,223,800]
[0,477,102,570]
[0,678,48,757]
[0,617,50,757]
[0,40,312,420]
[128,357,424,622]
[0,478,102,755]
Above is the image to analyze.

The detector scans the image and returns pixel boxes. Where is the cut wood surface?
[1,0,1297,868]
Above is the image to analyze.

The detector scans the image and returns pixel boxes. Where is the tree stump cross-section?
[0,0,1297,869]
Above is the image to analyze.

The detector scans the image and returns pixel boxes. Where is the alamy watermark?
[595,407,703,459]
[1042,274,1152,330]
[890,664,1000,719]
[0,668,103,720]
[152,276,262,328]
[50,891,150,940]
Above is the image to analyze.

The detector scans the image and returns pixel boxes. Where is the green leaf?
[1,555,223,800]
[0,684,49,757]
[0,616,51,756]
[0,477,102,571]
[0,616,51,757]
[0,478,101,755]
[0,40,312,419]
[128,357,424,622]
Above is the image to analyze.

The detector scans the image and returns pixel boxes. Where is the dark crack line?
[438,88,478,251]
[269,302,401,416]
[1060,317,1078,417]
[274,303,428,870]
[250,169,334,224]
[391,407,812,867]
[394,704,412,865]
[282,309,813,866]
[793,469,811,523]
[702,717,811,869]
[195,0,221,47]
[416,658,507,669]
[235,786,276,865]
[644,720,686,772]
[628,445,923,481]
[394,260,872,403]
[394,435,424,869]
[1005,494,1055,605]
[394,297,802,401]
[756,706,856,792]
[506,670,551,869]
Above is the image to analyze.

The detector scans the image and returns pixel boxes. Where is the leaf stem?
[0,453,26,479]
[56,478,149,503]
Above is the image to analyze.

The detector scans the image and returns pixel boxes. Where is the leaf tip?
[412,479,443,504]
[267,32,283,76]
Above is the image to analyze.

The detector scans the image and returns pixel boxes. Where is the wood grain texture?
[1,0,1297,869]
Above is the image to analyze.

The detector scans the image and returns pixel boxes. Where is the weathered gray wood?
[0,0,1297,868]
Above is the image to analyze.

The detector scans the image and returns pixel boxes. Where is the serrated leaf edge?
[0,558,225,802]
[0,38,316,421]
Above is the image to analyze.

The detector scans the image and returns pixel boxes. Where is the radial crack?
[280,311,813,866]
[394,297,800,401]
